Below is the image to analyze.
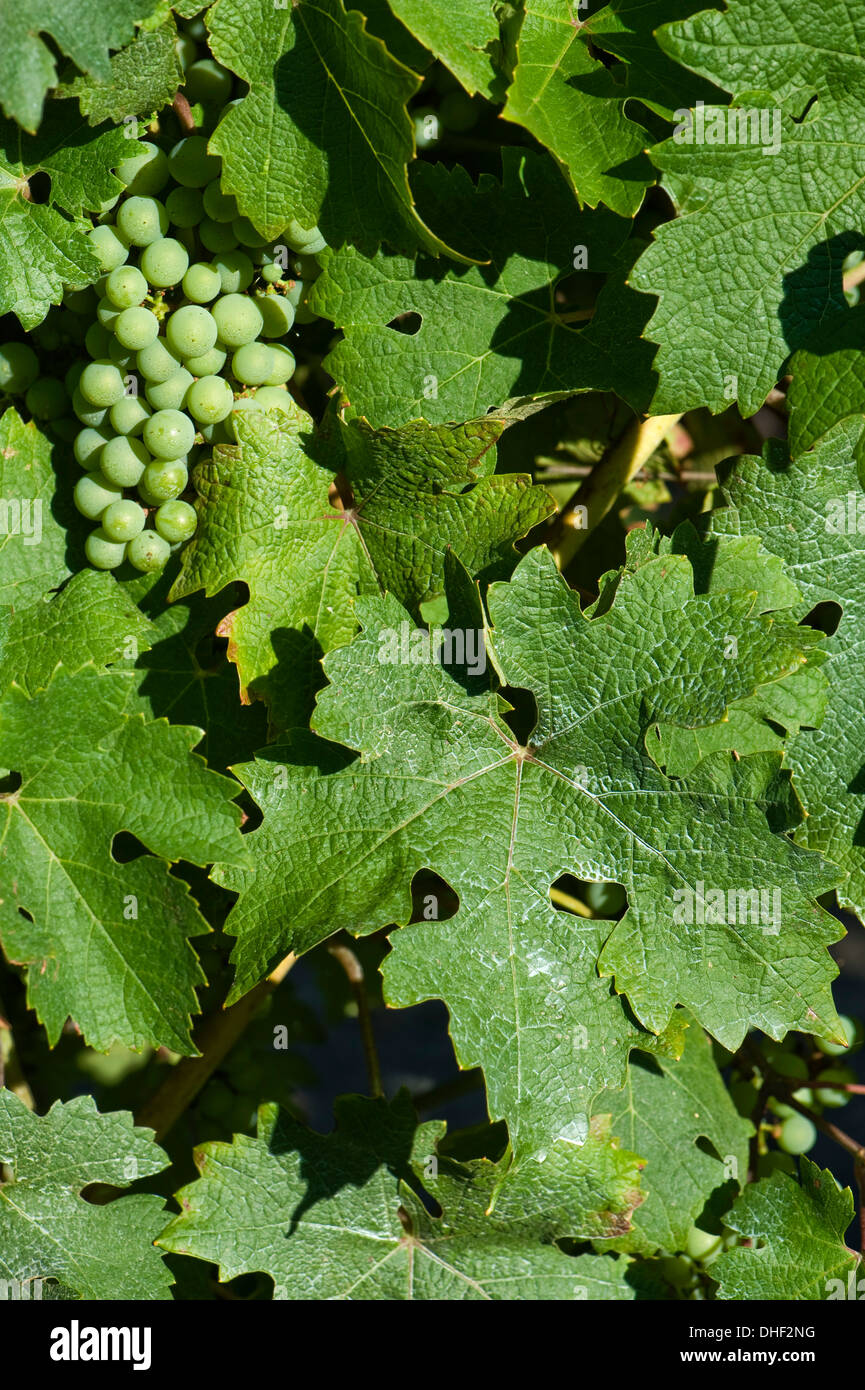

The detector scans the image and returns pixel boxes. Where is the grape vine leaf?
[311,151,652,428]
[0,0,161,132]
[159,1091,643,1299]
[786,305,865,456]
[706,416,865,921]
[657,0,865,105]
[0,1091,172,1299]
[0,110,140,325]
[213,545,843,1166]
[171,408,553,732]
[593,1020,752,1256]
[711,1158,862,1301]
[501,0,652,218]
[582,0,724,119]
[207,0,471,258]
[60,18,183,126]
[0,411,81,606]
[384,0,507,97]
[348,1,431,74]
[0,661,249,1052]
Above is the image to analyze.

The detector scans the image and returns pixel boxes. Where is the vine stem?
[549,413,683,570]
[328,943,383,1098]
[134,953,296,1144]
[549,885,593,917]
[172,90,196,133]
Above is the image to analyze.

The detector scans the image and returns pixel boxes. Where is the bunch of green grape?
[728,1016,863,1169]
[62,126,325,574]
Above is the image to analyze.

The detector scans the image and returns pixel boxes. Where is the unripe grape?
[73,425,112,470]
[184,345,227,376]
[25,376,67,420]
[821,1015,864,1056]
[74,471,122,519]
[73,388,109,428]
[182,262,222,304]
[116,196,170,247]
[116,142,170,197]
[155,499,197,543]
[166,305,218,358]
[96,297,122,331]
[145,368,194,412]
[105,265,148,309]
[79,360,126,407]
[86,527,128,570]
[814,1067,856,1108]
[139,459,188,502]
[231,341,273,385]
[101,435,150,487]
[186,374,233,424]
[232,215,267,248]
[263,343,296,385]
[202,180,238,223]
[140,237,190,288]
[101,498,147,542]
[114,306,160,351]
[185,58,233,106]
[199,217,238,254]
[285,217,327,255]
[255,291,295,337]
[168,135,221,188]
[138,338,183,384]
[144,408,196,459]
[0,341,39,394]
[110,395,152,436]
[165,185,204,228]
[88,223,130,273]
[212,293,263,347]
[211,249,253,293]
[778,1114,817,1154]
[685,1226,723,1263]
[127,529,171,572]
[225,395,263,440]
[85,322,112,359]
[255,386,296,416]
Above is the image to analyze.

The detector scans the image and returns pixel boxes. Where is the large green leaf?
[594,1021,752,1256]
[0,1091,172,1299]
[583,0,724,119]
[786,305,865,456]
[0,0,160,131]
[159,1091,644,1298]
[502,0,652,217]
[60,18,183,126]
[0,410,79,606]
[0,661,248,1052]
[708,417,865,920]
[212,545,842,1167]
[207,0,469,257]
[712,1159,861,1300]
[386,0,506,96]
[171,407,553,732]
[311,151,650,427]
[0,109,139,326]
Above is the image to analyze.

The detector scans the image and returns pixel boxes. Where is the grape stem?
[172,90,196,133]
[133,952,296,1144]
[549,885,593,917]
[327,942,383,1099]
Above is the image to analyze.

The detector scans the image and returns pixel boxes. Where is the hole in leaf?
[550,875,627,918]
[410,869,458,924]
[26,171,51,204]
[803,600,841,636]
[110,831,150,863]
[0,771,22,796]
[386,311,422,336]
[499,686,537,744]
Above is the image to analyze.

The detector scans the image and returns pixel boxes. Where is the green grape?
[232,215,267,248]
[155,499,197,543]
[821,1014,864,1056]
[778,1114,817,1154]
[255,291,295,337]
[25,377,67,420]
[74,471,122,519]
[84,322,112,359]
[685,1226,723,1263]
[583,881,627,915]
[114,306,160,351]
[659,1256,696,1290]
[165,185,204,228]
[202,179,238,223]
[101,435,149,487]
[199,217,238,254]
[263,343,296,386]
[116,142,170,197]
[174,225,198,258]
[260,261,284,286]
[0,341,39,394]
[105,265,148,309]
[137,338,182,383]
[225,395,263,440]
[769,1086,813,1119]
[184,345,227,376]
[175,31,197,71]
[96,297,122,331]
[255,386,295,415]
[72,389,109,429]
[768,1051,808,1081]
[110,395,152,436]
[73,426,111,474]
[186,374,233,423]
[145,368,193,412]
[101,498,147,543]
[292,252,321,283]
[88,223,130,273]
[116,196,169,247]
[285,217,327,255]
[140,237,190,288]
[814,1067,856,1108]
[182,262,222,304]
[144,408,195,459]
[231,341,273,385]
[108,336,136,370]
[139,459,188,503]
[64,286,98,316]
[126,529,171,573]
[79,360,126,408]
[211,249,254,293]
[185,58,233,105]
[185,14,207,41]
[212,293,263,347]
[168,135,221,188]
[166,305,218,358]
[86,527,127,571]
